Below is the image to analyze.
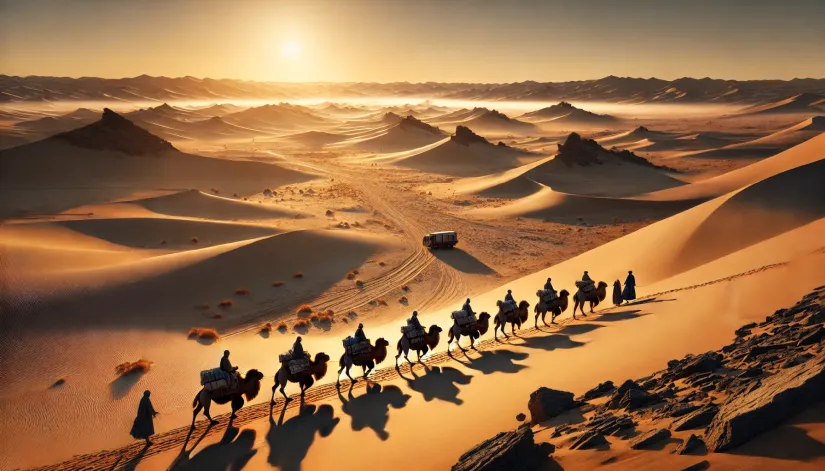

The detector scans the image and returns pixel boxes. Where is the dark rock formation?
[629,428,671,449]
[528,387,577,424]
[554,132,678,171]
[570,430,607,450]
[51,108,176,155]
[452,126,489,146]
[582,381,615,400]
[673,404,719,431]
[681,461,710,471]
[398,115,442,134]
[674,434,704,455]
[705,352,825,451]
[451,424,552,471]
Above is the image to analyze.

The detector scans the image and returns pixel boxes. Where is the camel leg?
[204,402,218,425]
[468,335,474,351]
[270,384,277,405]
[191,400,203,428]
[336,365,345,387]
[346,366,355,384]
[280,383,292,403]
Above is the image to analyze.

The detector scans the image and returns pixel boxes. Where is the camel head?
[313,352,331,365]
[495,300,502,307]
[374,338,390,349]
[535,290,543,298]
[428,324,443,335]
[312,352,330,380]
[559,289,569,298]
[518,300,530,310]
[478,312,491,322]
[242,369,264,401]
[374,338,390,364]
[598,281,609,289]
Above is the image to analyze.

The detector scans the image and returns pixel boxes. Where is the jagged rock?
[674,404,719,431]
[797,325,825,346]
[782,352,813,369]
[805,307,825,325]
[705,353,825,452]
[528,388,577,424]
[451,424,552,471]
[616,379,645,395]
[570,430,608,450]
[737,367,763,378]
[584,413,634,436]
[629,428,671,449]
[735,322,757,336]
[452,126,489,146]
[674,434,705,455]
[681,460,710,471]
[398,115,442,134]
[620,389,660,410]
[583,381,615,400]
[668,403,702,418]
[674,352,723,379]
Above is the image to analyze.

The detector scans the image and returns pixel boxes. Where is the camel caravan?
[190,270,635,426]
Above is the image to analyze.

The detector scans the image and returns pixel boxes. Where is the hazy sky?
[1,0,823,82]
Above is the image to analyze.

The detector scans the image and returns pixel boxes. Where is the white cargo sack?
[288,358,310,375]
[200,368,233,393]
[343,336,371,356]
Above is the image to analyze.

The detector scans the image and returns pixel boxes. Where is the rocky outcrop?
[451,126,489,146]
[569,430,607,450]
[629,428,671,449]
[52,108,176,155]
[528,387,577,424]
[554,132,677,172]
[673,404,719,431]
[398,115,442,134]
[674,434,705,455]
[451,424,552,471]
[582,381,615,400]
[705,352,825,452]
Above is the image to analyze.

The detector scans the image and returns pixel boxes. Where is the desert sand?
[1,75,825,471]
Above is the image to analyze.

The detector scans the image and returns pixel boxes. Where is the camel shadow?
[598,309,648,322]
[432,248,496,275]
[453,349,529,375]
[267,404,340,471]
[556,323,602,335]
[172,425,257,471]
[109,373,146,400]
[624,297,675,307]
[398,365,472,405]
[337,383,410,441]
[520,333,586,351]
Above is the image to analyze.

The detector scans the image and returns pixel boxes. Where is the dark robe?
[504,293,515,303]
[622,274,637,301]
[544,281,555,291]
[612,281,623,306]
[354,327,366,342]
[408,316,422,330]
[462,302,475,316]
[582,273,593,283]
[291,342,305,358]
[130,396,156,439]
[220,356,236,374]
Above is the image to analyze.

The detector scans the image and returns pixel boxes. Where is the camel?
[447,312,491,352]
[396,325,442,367]
[493,300,530,340]
[573,281,608,318]
[337,338,389,386]
[534,289,570,327]
[270,352,331,404]
[191,369,264,427]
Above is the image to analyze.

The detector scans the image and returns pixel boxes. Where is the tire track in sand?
[27,260,796,471]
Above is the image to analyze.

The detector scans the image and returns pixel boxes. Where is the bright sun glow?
[280,40,301,58]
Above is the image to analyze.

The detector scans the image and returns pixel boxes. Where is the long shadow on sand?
[450,349,529,375]
[623,297,676,307]
[109,372,147,400]
[398,365,472,405]
[337,383,410,441]
[432,248,496,274]
[726,402,825,461]
[266,404,340,471]
[519,334,586,352]
[596,309,649,322]
[171,425,257,471]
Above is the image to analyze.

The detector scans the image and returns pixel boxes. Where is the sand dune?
[421,155,555,199]
[13,107,99,135]
[222,103,333,131]
[342,116,447,152]
[279,130,349,148]
[734,92,825,116]
[0,110,314,216]
[393,126,540,176]
[126,189,307,220]
[519,101,618,125]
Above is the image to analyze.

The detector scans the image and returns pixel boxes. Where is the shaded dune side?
[125,190,306,220]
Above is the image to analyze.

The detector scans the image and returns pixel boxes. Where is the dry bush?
[277,321,288,332]
[355,279,365,288]
[347,311,358,319]
[401,285,410,292]
[376,298,388,306]
[379,261,387,267]
[399,296,408,304]
[260,322,272,333]
[195,304,210,310]
[190,237,199,244]
[159,239,167,245]
[115,359,153,376]
[219,299,233,308]
[271,281,285,287]
[297,304,313,314]
[51,377,67,388]
[351,269,359,275]
[346,272,356,280]
[342,318,349,324]
[294,319,310,330]
[235,288,250,295]
[188,327,220,341]
[293,272,304,279]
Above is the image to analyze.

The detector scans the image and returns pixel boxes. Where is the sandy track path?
[26,260,793,471]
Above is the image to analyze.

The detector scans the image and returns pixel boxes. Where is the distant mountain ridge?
[3,75,825,105]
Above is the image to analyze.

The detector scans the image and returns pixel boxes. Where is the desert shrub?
[260,322,272,333]
[277,321,288,332]
[271,281,285,287]
[219,299,233,307]
[190,237,199,244]
[115,359,153,376]
[293,272,304,278]
[188,327,220,341]
[297,304,313,314]
[376,298,388,306]
[355,279,365,288]
[379,261,386,267]
[401,285,410,292]
[294,319,310,330]
[346,272,356,280]
[235,288,250,295]
[347,311,358,319]
[399,296,408,304]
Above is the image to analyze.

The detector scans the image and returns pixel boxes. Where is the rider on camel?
[462,298,475,316]
[544,277,555,291]
[291,336,305,358]
[220,350,238,380]
[504,289,516,304]
[354,323,367,342]
[407,311,423,330]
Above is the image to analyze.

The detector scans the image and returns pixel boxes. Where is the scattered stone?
[668,403,702,418]
[797,325,825,346]
[705,352,825,451]
[674,404,719,431]
[629,428,671,450]
[528,388,577,424]
[675,352,723,379]
[582,381,614,400]
[451,424,552,471]
[782,352,813,369]
[674,434,705,455]
[325,209,334,217]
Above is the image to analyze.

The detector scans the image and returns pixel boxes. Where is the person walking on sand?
[130,390,158,446]
[622,271,637,303]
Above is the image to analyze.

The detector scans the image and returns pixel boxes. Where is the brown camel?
[534,289,570,327]
[447,312,491,352]
[494,300,530,340]
[396,325,442,367]
[270,352,331,404]
[336,338,389,386]
[573,281,608,318]
[191,369,264,427]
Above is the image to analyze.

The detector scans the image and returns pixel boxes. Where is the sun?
[280,40,301,59]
